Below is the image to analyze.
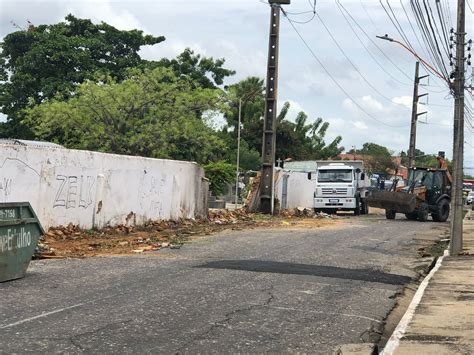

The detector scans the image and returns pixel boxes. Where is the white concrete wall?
[0,144,208,229]
[274,170,315,209]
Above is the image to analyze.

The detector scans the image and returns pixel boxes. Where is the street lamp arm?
[376,35,450,85]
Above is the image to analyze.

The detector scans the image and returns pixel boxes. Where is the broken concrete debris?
[34,208,333,259]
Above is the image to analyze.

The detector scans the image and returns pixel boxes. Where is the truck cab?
[311,162,369,215]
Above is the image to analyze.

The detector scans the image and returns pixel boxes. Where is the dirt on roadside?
[35,208,340,259]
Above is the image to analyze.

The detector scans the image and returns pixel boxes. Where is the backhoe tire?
[385,209,396,220]
[432,199,450,222]
[405,212,418,220]
[417,203,429,222]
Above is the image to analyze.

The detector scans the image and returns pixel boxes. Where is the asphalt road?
[0,215,448,354]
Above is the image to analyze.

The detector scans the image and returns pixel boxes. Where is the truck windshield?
[318,169,353,182]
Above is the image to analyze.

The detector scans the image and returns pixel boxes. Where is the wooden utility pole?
[450,0,466,255]
[260,0,290,214]
[408,61,428,168]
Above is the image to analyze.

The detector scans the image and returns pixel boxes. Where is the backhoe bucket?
[366,190,416,214]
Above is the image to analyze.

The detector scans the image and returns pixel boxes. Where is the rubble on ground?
[34,208,335,259]
[278,207,339,219]
[208,208,253,224]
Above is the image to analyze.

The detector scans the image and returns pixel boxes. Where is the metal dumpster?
[0,202,44,282]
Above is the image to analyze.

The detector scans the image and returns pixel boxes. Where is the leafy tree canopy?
[350,142,396,173]
[24,67,226,164]
[223,77,343,163]
[203,161,236,196]
[0,14,165,137]
[149,48,236,89]
[400,149,453,170]
[276,102,343,161]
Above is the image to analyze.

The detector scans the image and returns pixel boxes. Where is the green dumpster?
[0,202,44,282]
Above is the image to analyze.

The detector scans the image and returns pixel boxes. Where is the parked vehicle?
[308,161,370,215]
[467,191,474,205]
[366,153,452,222]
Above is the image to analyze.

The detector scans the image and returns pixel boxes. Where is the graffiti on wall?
[0,178,13,198]
[53,175,96,209]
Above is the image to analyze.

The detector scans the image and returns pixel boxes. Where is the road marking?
[381,249,449,355]
[0,303,84,330]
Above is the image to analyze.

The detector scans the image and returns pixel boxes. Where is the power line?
[410,0,451,83]
[282,10,409,129]
[336,0,414,83]
[314,11,411,110]
[335,1,412,87]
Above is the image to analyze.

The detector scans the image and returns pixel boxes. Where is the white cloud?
[392,96,412,108]
[353,121,368,130]
[64,0,145,31]
[140,40,207,61]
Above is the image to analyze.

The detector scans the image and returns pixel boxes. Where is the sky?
[1,0,473,168]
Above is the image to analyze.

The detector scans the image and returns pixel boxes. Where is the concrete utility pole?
[408,61,428,168]
[235,98,242,206]
[450,0,466,255]
[259,0,290,214]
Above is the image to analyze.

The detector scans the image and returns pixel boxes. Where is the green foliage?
[0,15,165,138]
[23,67,226,163]
[231,140,262,171]
[149,48,235,89]
[222,77,343,163]
[204,161,236,196]
[352,142,396,173]
[223,76,266,152]
[400,149,452,170]
[276,102,344,160]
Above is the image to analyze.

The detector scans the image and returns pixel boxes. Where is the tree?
[276,102,343,161]
[23,67,226,164]
[223,76,266,152]
[203,161,236,196]
[353,143,396,173]
[222,77,343,164]
[0,15,165,138]
[149,48,235,89]
[400,149,453,171]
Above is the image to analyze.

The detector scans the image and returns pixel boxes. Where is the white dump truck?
[308,160,370,215]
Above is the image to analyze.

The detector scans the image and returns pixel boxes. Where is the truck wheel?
[354,195,360,216]
[405,212,418,220]
[360,200,368,215]
[432,199,450,222]
[417,203,429,222]
[385,209,396,219]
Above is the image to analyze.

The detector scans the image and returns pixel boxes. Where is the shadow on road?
[196,260,411,285]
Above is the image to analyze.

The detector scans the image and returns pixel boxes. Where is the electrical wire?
[336,0,413,82]
[359,0,380,31]
[336,1,412,87]
[410,0,451,83]
[314,11,411,110]
[281,9,409,129]
[467,0,473,14]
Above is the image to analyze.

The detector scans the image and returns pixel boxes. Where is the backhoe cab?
[367,153,452,222]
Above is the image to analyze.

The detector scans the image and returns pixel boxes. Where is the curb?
[380,247,449,355]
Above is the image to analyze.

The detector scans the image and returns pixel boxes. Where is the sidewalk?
[388,211,474,354]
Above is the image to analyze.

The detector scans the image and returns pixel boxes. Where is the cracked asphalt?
[0,214,448,354]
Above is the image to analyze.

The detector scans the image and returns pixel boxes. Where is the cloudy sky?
[1,0,473,168]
